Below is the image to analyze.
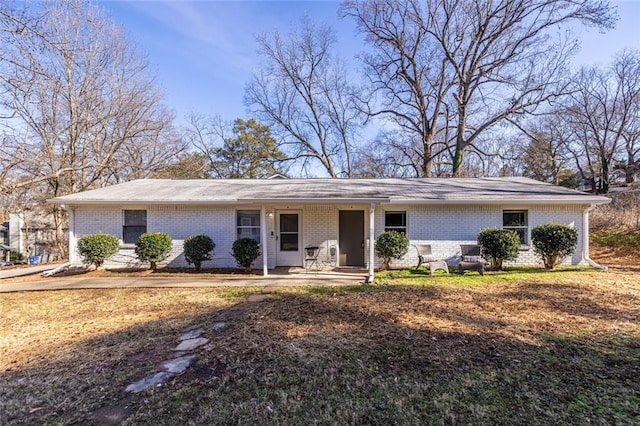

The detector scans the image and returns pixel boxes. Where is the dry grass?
[1,263,639,425]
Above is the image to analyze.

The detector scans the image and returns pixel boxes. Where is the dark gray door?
[339,210,364,266]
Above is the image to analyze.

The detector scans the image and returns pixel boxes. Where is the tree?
[477,228,520,271]
[564,50,640,193]
[342,0,453,177]
[514,115,578,187]
[77,233,120,268]
[232,238,261,273]
[135,232,172,271]
[343,0,617,177]
[183,234,215,271]
[531,223,578,269]
[0,0,180,255]
[375,231,409,270]
[186,114,287,178]
[245,17,363,177]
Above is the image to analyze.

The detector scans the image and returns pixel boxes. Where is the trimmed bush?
[135,232,172,270]
[477,228,521,270]
[77,232,120,268]
[9,250,24,263]
[232,238,261,273]
[375,231,409,270]
[184,234,215,271]
[531,223,578,270]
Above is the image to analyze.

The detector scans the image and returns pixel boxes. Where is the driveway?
[0,274,364,293]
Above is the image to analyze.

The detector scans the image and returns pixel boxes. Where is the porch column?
[68,207,78,264]
[261,205,268,276]
[367,202,376,283]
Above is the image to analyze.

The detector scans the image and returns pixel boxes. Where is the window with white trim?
[237,210,261,243]
[123,210,147,244]
[503,210,528,244]
[385,211,407,234]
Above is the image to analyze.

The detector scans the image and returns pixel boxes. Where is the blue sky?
[100,0,640,124]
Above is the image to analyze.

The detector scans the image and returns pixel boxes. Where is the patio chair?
[414,244,449,276]
[458,244,484,276]
[304,246,321,271]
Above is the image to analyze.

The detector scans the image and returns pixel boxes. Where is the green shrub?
[183,234,215,271]
[9,250,24,263]
[477,228,520,270]
[232,238,261,273]
[135,232,172,270]
[531,223,578,270]
[375,231,409,270]
[77,232,120,268]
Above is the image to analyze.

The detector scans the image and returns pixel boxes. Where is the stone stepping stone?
[212,321,227,331]
[247,294,269,302]
[179,327,204,341]
[160,355,197,374]
[125,372,173,393]
[174,337,209,352]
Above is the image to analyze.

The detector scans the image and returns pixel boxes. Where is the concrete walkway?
[0,264,62,279]
[0,274,365,293]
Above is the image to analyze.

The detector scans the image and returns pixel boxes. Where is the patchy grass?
[592,230,640,247]
[1,267,639,425]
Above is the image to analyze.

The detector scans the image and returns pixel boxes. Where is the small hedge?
[477,228,520,270]
[184,234,215,271]
[531,223,578,269]
[232,238,261,273]
[9,250,24,263]
[375,231,409,270]
[77,232,120,268]
[135,232,172,270]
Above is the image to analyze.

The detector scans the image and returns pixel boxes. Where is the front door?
[339,210,364,266]
[276,211,302,266]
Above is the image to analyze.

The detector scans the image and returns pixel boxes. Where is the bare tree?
[564,50,640,193]
[342,0,453,177]
[343,0,617,177]
[0,0,179,256]
[245,18,363,177]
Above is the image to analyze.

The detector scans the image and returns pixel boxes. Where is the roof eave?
[389,197,611,205]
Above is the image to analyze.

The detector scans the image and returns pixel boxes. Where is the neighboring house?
[49,177,610,280]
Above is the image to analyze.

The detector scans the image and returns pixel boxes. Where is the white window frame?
[503,210,529,245]
[385,211,407,234]
[237,210,261,243]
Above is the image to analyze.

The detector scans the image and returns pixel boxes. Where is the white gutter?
[583,204,607,270]
[366,202,376,283]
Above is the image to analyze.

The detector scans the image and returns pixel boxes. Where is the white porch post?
[367,202,376,283]
[68,207,78,263]
[261,205,268,276]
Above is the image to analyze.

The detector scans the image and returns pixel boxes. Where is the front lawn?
[1,269,638,424]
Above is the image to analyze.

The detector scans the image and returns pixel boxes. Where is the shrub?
[135,232,172,270]
[183,234,215,271]
[477,228,520,270]
[232,238,261,273]
[375,231,409,270]
[77,232,120,268]
[531,223,578,270]
[9,250,24,263]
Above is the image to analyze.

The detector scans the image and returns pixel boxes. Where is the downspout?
[261,205,268,276]
[366,202,376,283]
[583,204,607,270]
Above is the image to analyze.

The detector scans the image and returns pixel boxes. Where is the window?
[237,210,261,243]
[123,210,147,244]
[503,210,528,244]
[385,211,407,233]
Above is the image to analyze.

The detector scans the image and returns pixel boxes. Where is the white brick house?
[49,177,609,280]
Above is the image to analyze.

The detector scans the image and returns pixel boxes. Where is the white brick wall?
[71,203,589,270]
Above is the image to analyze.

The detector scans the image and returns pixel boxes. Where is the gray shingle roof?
[49,177,610,206]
